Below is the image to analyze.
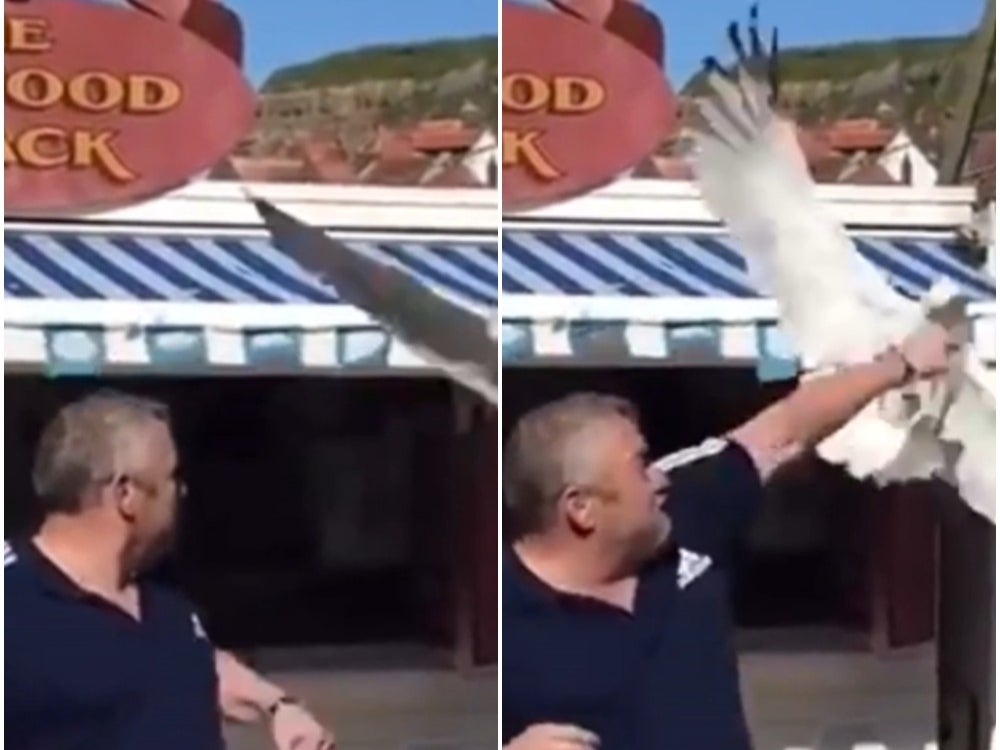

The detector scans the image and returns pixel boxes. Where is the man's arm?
[215,650,334,750]
[215,650,284,722]
[729,324,954,478]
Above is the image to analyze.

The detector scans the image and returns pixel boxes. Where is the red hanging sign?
[4,0,255,216]
[502,1,678,212]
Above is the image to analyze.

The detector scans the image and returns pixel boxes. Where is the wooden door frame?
[449,388,498,674]
[869,483,939,652]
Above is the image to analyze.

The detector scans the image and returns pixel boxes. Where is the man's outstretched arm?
[215,650,335,750]
[729,323,955,478]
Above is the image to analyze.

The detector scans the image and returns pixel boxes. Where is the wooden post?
[936,486,996,750]
[449,387,499,675]
[450,386,477,674]
[936,4,995,747]
[938,0,995,183]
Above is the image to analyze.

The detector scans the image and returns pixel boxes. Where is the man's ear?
[562,486,598,535]
[113,478,139,522]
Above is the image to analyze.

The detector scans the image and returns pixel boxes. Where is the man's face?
[114,420,182,571]
[562,415,670,564]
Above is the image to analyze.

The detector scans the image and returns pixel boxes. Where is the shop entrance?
[5,374,493,664]
[502,367,939,647]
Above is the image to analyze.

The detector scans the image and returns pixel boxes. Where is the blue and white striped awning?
[501,230,996,373]
[502,231,994,300]
[4,230,498,376]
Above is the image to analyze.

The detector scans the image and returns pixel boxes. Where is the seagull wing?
[252,198,498,404]
[688,13,995,524]
[688,16,918,366]
[936,363,996,523]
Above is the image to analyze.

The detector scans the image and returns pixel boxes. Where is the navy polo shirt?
[4,540,225,750]
[503,439,764,750]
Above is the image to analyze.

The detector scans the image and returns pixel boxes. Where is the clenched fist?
[897,322,963,380]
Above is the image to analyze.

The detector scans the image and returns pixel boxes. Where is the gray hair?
[32,390,171,515]
[503,392,639,537]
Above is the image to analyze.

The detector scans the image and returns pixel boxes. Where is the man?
[5,391,335,750]
[502,324,957,750]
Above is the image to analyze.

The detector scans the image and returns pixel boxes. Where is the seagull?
[250,197,498,405]
[686,9,996,523]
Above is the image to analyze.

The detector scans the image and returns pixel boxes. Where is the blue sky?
[229,0,498,84]
[648,0,985,85]
[228,0,984,86]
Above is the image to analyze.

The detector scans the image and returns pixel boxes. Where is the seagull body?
[688,16,996,523]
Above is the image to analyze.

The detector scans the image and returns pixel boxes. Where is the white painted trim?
[501,220,961,239]
[4,222,496,244]
[502,294,781,322]
[6,178,974,234]
[7,180,499,234]
[501,294,996,323]
[503,179,976,230]
[3,298,380,330]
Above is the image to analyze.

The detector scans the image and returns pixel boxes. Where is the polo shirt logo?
[654,437,728,473]
[191,613,208,640]
[677,548,712,590]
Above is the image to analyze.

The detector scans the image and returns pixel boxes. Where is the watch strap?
[266,695,300,718]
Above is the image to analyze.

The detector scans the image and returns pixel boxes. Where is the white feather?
[689,37,996,523]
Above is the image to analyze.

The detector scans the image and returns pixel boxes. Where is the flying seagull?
[687,9,996,523]
[250,197,498,404]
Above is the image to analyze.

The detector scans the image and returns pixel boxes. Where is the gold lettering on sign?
[5,128,136,182]
[5,17,54,53]
[502,74,606,114]
[6,68,182,113]
[502,130,562,181]
[4,16,186,185]
[501,72,607,182]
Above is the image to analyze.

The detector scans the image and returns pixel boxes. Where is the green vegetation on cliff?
[683,34,993,127]
[262,36,497,91]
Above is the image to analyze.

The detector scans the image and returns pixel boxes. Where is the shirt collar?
[503,546,561,612]
[11,538,118,604]
[504,544,682,616]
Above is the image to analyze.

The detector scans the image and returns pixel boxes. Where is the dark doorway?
[6,375,460,652]
[501,367,877,635]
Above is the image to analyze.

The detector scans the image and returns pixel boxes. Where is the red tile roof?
[821,118,893,153]
[359,154,432,186]
[422,162,481,187]
[838,160,897,185]
[371,126,422,161]
[409,119,480,153]
[630,154,693,180]
[797,127,838,163]
[300,139,356,183]
[210,156,310,182]
[808,154,849,183]
[367,120,481,159]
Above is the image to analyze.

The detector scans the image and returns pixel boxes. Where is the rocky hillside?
[259,36,498,128]
[253,31,993,153]
[683,34,995,129]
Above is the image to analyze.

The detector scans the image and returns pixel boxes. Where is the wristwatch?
[266,695,301,718]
